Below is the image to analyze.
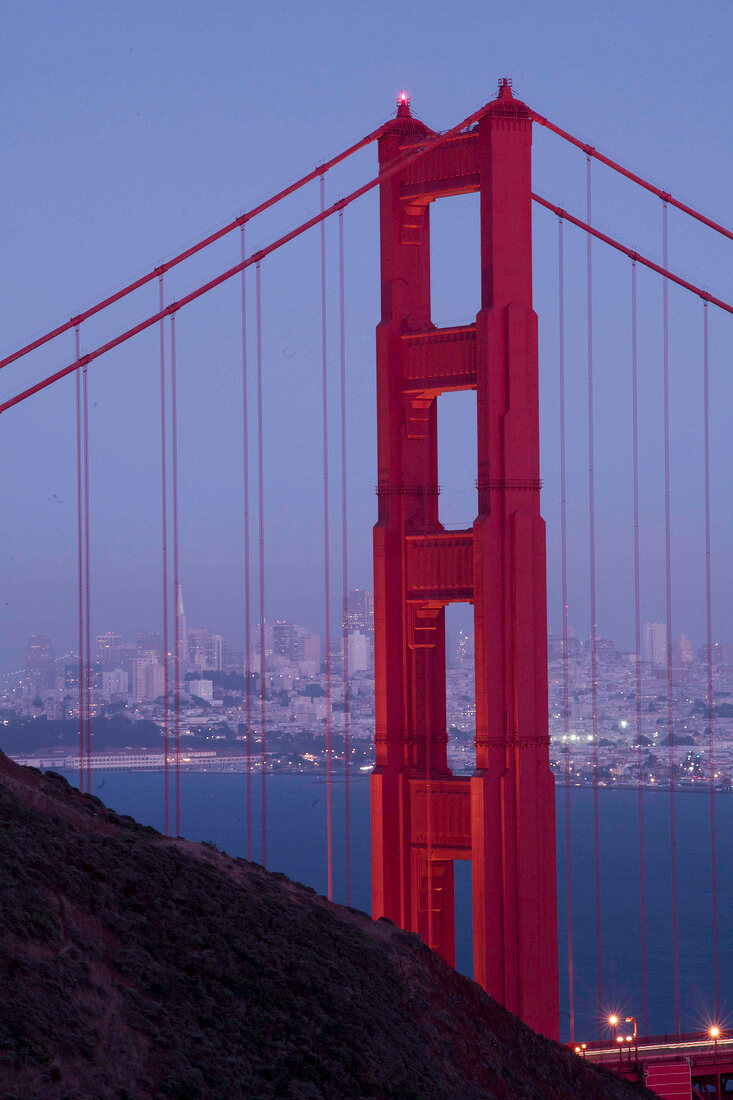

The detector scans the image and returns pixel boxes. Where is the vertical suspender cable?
[631,260,648,1035]
[586,155,603,1029]
[558,217,574,1035]
[320,176,334,901]
[703,299,720,1019]
[339,209,351,906]
[75,326,85,792]
[425,654,434,952]
[558,217,574,1042]
[662,201,681,1034]
[241,225,253,863]
[83,357,92,793]
[256,261,267,867]
[159,275,170,837]
[170,314,182,837]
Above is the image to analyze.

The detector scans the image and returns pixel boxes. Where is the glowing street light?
[710,1025,721,1057]
[625,1016,638,1061]
[608,1014,619,1043]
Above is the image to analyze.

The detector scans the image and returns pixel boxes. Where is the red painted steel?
[631,260,649,1034]
[586,155,604,1030]
[530,108,733,243]
[339,210,352,905]
[0,99,499,418]
[662,203,681,1034]
[74,326,85,792]
[320,175,334,901]
[256,262,267,867]
[170,316,182,837]
[644,1061,692,1099]
[159,275,170,837]
[703,301,720,1018]
[240,226,253,863]
[531,195,733,314]
[558,217,575,1042]
[82,359,92,793]
[0,126,385,374]
[370,81,559,1039]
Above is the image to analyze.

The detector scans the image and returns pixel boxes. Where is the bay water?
[65,769,733,1043]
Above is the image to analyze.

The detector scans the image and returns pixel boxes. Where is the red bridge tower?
[371,80,559,1039]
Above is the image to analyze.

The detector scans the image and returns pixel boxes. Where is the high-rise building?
[187,627,224,671]
[25,635,55,689]
[188,678,214,702]
[295,627,320,668]
[642,622,667,666]
[346,590,374,669]
[137,632,162,660]
[132,658,165,702]
[177,585,189,669]
[253,621,273,658]
[102,669,129,701]
[97,632,123,667]
[673,632,693,664]
[273,621,295,661]
[348,630,370,674]
[699,642,733,666]
[456,629,474,663]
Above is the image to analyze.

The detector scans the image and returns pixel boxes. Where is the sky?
[1,0,733,670]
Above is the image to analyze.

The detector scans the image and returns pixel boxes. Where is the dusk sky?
[2,0,733,670]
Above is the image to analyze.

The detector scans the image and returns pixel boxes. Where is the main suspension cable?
[530,109,733,242]
[0,125,386,374]
[0,98,500,417]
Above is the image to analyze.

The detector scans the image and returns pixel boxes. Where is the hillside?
[0,752,652,1099]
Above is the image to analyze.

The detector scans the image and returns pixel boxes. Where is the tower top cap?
[381,90,435,139]
[396,90,411,116]
[487,76,531,120]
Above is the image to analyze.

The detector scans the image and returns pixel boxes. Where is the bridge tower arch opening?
[370,80,560,1039]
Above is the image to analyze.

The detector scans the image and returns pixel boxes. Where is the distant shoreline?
[8,752,731,794]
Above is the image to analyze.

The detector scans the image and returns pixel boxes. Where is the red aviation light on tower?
[396,90,411,116]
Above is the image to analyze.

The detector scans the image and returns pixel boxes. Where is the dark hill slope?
[0,753,651,1099]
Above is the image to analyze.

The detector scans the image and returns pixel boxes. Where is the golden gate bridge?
[2,77,732,1099]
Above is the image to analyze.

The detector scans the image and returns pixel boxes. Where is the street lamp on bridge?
[625,1016,638,1061]
[710,1024,720,1057]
